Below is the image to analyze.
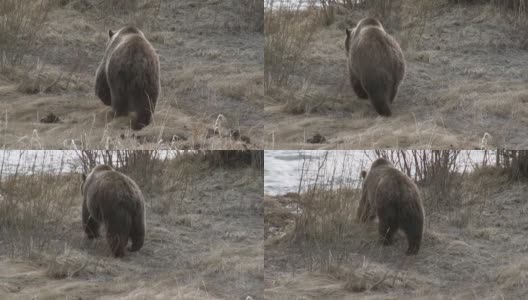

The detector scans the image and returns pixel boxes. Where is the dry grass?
[264,1,528,149]
[0,0,264,150]
[265,0,321,88]
[0,0,52,65]
[0,150,263,299]
[265,150,528,299]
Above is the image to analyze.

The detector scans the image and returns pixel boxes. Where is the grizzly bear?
[95,26,160,130]
[345,18,405,116]
[357,158,424,255]
[81,165,146,257]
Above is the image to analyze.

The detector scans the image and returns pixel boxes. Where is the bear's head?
[106,26,144,45]
[370,157,392,169]
[80,165,115,196]
[345,17,383,53]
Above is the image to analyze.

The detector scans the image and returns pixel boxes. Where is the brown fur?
[357,158,424,255]
[81,165,146,257]
[95,26,160,130]
[345,18,405,116]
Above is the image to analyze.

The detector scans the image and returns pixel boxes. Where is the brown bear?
[357,158,424,255]
[81,165,146,257]
[345,18,405,116]
[95,26,160,130]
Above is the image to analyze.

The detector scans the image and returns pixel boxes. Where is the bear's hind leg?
[95,66,112,106]
[350,74,368,99]
[353,82,368,100]
[82,200,100,238]
[377,203,399,246]
[110,89,129,117]
[130,96,154,130]
[107,234,127,257]
[128,210,145,252]
[363,74,392,116]
[106,209,131,257]
[401,218,423,256]
[378,220,398,246]
[130,109,151,131]
[389,82,400,104]
[367,88,391,117]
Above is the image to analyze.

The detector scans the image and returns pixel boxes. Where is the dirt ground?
[264,171,528,299]
[0,0,263,150]
[0,159,263,299]
[264,3,528,149]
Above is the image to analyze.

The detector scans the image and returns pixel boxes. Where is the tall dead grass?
[288,152,365,271]
[319,0,527,27]
[0,0,52,65]
[235,0,265,32]
[265,0,320,88]
[0,151,77,257]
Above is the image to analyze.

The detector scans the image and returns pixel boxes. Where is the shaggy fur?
[81,165,146,257]
[357,158,425,255]
[95,26,160,130]
[345,18,405,116]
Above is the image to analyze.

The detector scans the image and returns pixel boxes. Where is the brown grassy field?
[0,151,263,299]
[0,0,263,150]
[264,151,528,299]
[264,0,528,149]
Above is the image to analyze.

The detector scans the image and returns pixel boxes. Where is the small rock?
[231,129,241,140]
[170,134,187,142]
[307,133,326,144]
[40,113,60,124]
[206,128,216,138]
[241,135,251,144]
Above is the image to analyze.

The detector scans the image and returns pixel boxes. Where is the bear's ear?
[345,28,351,37]
[81,173,86,181]
[360,170,367,178]
[108,30,115,38]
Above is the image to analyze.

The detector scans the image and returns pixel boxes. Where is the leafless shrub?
[265,0,320,88]
[198,150,264,170]
[290,151,366,271]
[75,150,172,195]
[371,150,464,212]
[495,150,528,179]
